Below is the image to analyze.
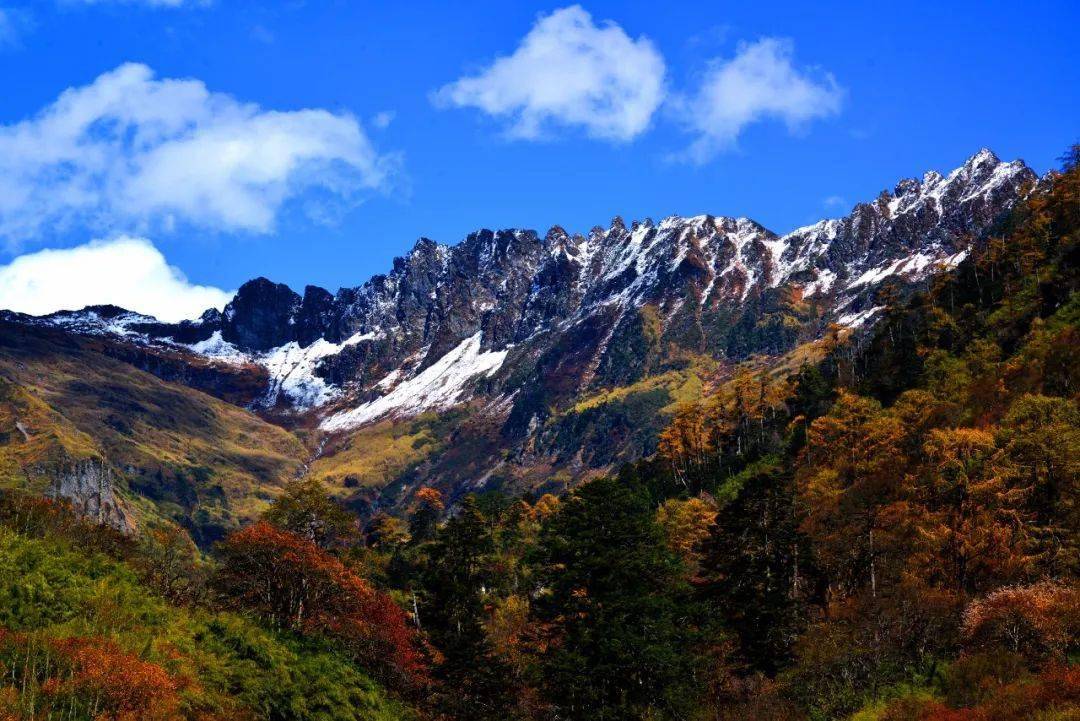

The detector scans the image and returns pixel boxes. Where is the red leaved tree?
[961,582,1080,664]
[215,521,427,689]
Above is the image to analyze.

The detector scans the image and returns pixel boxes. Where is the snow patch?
[375,368,402,391]
[258,330,385,409]
[942,249,969,269]
[320,332,508,431]
[769,218,841,288]
[847,252,936,289]
[185,331,246,362]
[847,248,971,291]
[837,306,884,328]
[178,327,384,410]
[802,269,836,298]
[261,339,343,409]
[42,309,156,339]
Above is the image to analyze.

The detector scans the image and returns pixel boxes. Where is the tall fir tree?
[531,474,702,721]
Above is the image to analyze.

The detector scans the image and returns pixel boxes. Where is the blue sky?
[0,0,1077,320]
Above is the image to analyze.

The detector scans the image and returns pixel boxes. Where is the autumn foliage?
[214,520,426,688]
[880,665,1080,721]
[961,582,1080,663]
[0,491,132,558]
[1,145,1078,721]
[0,628,182,721]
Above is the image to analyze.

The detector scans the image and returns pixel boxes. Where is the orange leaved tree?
[0,628,182,721]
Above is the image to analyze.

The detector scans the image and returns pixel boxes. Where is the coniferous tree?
[698,461,813,674]
[531,475,702,721]
[420,495,522,720]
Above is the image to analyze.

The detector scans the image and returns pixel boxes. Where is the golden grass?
[0,326,307,531]
[568,368,705,416]
[0,378,99,476]
[308,415,443,495]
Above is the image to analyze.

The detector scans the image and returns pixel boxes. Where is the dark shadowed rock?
[222,278,302,350]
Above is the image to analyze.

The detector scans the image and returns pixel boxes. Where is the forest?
[0,146,1077,720]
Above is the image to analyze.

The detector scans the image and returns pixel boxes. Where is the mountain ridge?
[0,147,1040,521]
[5,148,1035,406]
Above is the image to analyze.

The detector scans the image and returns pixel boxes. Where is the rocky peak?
[411,236,442,253]
[4,149,1039,432]
[182,147,1033,404]
[198,308,223,325]
[543,225,572,251]
[769,149,1037,297]
[967,147,1001,169]
[295,286,336,346]
[893,177,921,200]
[222,278,303,351]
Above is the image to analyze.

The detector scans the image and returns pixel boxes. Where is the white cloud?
[371,110,395,130]
[0,236,232,322]
[823,195,847,209]
[432,5,665,142]
[0,63,399,246]
[675,38,842,162]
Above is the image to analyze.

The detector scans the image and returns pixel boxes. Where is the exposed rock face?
[771,148,1035,299]
[0,147,1045,518]
[222,278,303,351]
[1,149,1040,491]
[47,460,135,533]
[295,286,337,347]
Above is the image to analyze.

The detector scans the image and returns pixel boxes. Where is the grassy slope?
[308,415,445,494]
[0,307,834,528]
[0,323,307,541]
[0,526,413,720]
[569,365,705,416]
[0,378,99,484]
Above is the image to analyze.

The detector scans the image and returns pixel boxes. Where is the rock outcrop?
[47,460,135,533]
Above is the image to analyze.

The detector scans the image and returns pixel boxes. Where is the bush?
[0,526,415,720]
[0,627,183,720]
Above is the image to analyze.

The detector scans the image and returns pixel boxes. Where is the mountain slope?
[0,148,1039,518]
[0,321,307,542]
[0,511,415,720]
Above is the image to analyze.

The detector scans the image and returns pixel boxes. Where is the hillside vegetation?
[345,146,1079,720]
[0,324,307,543]
[0,493,415,720]
[0,148,1075,720]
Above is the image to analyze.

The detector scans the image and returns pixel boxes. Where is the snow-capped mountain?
[4,149,1036,443]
